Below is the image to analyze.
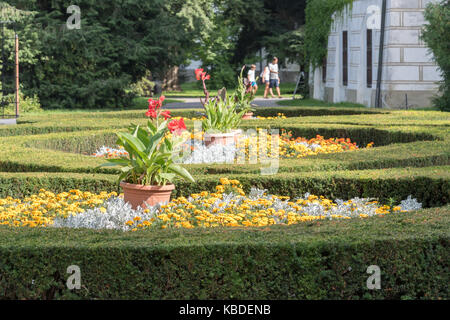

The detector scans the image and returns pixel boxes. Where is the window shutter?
[343,31,348,86]
[367,29,373,88]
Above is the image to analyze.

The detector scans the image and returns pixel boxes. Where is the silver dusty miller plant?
[51,191,423,231]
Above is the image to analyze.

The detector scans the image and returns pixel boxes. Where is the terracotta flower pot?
[242,112,254,119]
[204,129,242,147]
[120,181,175,210]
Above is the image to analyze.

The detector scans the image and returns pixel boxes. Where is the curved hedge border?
[0,206,448,299]
[0,123,447,174]
[0,107,384,138]
[0,107,449,300]
[0,167,448,207]
[0,108,449,207]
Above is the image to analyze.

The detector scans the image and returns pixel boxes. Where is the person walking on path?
[247,64,258,95]
[268,57,282,98]
[262,65,270,99]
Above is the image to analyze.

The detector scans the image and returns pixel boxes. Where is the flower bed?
[0,178,421,231]
[93,131,372,164]
[0,190,117,228]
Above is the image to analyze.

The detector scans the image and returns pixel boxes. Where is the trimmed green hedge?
[0,206,448,299]
[1,121,447,175]
[0,107,449,300]
[0,108,448,209]
[1,167,448,207]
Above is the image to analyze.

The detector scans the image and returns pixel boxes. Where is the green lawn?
[278,98,366,108]
[24,97,184,115]
[277,98,441,110]
[163,81,298,98]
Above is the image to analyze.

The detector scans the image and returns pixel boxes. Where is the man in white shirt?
[268,57,282,98]
[247,64,258,94]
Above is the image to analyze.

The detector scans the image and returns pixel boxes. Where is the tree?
[4,0,210,109]
[189,0,308,89]
[161,0,216,91]
[422,0,450,111]
[0,2,40,113]
[227,0,307,67]
[0,2,39,90]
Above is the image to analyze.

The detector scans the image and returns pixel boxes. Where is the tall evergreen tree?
[4,0,211,109]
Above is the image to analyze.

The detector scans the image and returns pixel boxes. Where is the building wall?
[311,0,442,108]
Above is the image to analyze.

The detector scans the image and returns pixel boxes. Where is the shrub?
[129,70,155,97]
[422,0,450,112]
[0,206,448,299]
[0,92,42,115]
[0,168,448,208]
[7,0,198,109]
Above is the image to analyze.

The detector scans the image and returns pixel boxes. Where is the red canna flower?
[168,118,186,135]
[148,95,165,109]
[145,108,157,119]
[202,73,210,81]
[157,95,165,108]
[195,68,204,81]
[160,110,171,120]
[148,99,158,110]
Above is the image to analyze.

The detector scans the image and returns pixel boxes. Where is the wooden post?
[15,34,19,118]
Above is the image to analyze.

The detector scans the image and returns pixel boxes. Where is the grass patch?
[278,98,366,108]
[164,82,298,98]
[24,97,184,115]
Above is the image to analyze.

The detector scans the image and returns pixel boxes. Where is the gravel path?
[165,97,291,109]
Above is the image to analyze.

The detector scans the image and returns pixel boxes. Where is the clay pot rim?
[120,181,175,191]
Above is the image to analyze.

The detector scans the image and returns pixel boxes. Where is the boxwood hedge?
[0,106,448,300]
[0,206,448,300]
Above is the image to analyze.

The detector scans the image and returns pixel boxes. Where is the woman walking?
[261,65,271,99]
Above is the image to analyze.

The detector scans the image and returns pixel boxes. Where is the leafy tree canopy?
[2,0,214,109]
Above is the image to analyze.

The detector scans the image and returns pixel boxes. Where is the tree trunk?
[162,66,181,91]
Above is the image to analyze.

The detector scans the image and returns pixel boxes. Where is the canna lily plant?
[100,96,194,186]
[202,94,246,133]
[233,65,256,114]
[195,68,245,133]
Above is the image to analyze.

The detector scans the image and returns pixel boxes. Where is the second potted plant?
[202,94,245,147]
[195,68,245,147]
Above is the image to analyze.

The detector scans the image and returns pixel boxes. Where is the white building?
[310,0,442,109]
